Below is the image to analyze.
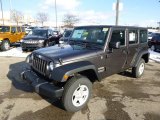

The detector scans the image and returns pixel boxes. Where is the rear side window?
[128,30,138,44]
[110,30,125,46]
[140,30,147,43]
[17,27,21,32]
[11,27,17,32]
[22,27,25,32]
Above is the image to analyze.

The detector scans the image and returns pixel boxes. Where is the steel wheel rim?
[72,84,89,107]
[139,63,144,75]
[4,42,9,49]
[151,45,155,51]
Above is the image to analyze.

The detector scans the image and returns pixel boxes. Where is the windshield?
[70,27,109,46]
[64,30,72,37]
[28,29,47,37]
[0,26,10,32]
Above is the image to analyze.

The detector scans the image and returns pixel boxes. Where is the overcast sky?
[1,0,160,27]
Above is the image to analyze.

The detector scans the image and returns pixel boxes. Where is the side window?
[48,30,52,36]
[22,27,25,32]
[11,27,16,33]
[140,30,147,43]
[17,27,21,32]
[110,30,125,46]
[129,30,138,44]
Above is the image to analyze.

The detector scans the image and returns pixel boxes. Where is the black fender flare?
[132,50,150,67]
[50,61,99,82]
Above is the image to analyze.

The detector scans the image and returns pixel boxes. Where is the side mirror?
[109,41,120,49]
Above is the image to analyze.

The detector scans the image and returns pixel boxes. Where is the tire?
[62,75,92,112]
[22,48,27,52]
[132,59,145,78]
[1,40,10,51]
[151,45,156,51]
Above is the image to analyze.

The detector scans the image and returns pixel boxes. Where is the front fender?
[50,61,99,82]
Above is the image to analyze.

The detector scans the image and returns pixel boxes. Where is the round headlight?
[49,62,54,71]
[25,54,33,64]
[26,55,30,63]
[31,54,33,60]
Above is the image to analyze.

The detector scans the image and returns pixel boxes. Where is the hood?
[34,44,102,63]
[59,37,70,42]
[23,35,46,40]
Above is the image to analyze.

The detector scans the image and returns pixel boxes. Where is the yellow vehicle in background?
[0,25,26,51]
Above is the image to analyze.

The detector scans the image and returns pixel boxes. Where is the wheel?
[62,76,92,112]
[1,40,10,51]
[132,59,145,78]
[151,45,156,51]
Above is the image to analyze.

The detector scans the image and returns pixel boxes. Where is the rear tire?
[1,40,10,51]
[132,59,145,78]
[62,75,92,112]
[151,45,156,51]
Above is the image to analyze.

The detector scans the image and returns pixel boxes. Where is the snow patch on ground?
[149,50,160,63]
[0,47,30,58]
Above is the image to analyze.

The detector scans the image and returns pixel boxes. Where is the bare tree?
[63,14,79,28]
[11,9,23,26]
[36,12,48,26]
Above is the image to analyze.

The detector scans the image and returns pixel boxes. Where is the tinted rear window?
[140,30,147,43]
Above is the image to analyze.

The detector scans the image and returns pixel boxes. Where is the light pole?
[115,0,120,26]
[158,22,160,31]
[9,0,12,22]
[55,0,57,29]
[0,0,4,25]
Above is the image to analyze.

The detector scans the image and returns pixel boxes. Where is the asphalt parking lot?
[0,57,160,120]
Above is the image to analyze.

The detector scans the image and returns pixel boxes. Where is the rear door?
[17,26,22,41]
[126,28,139,68]
[105,28,128,76]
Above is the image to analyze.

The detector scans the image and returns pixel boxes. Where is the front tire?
[151,45,157,51]
[132,59,145,78]
[62,76,92,112]
[1,40,10,51]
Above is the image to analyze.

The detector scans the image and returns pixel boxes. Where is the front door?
[105,28,128,76]
[10,26,18,43]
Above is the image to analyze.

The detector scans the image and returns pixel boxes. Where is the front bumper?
[21,70,64,98]
[21,42,44,50]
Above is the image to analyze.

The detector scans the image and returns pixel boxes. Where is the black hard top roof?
[74,25,147,29]
[33,28,51,31]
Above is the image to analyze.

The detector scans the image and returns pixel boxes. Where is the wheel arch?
[50,61,100,82]
[132,51,150,67]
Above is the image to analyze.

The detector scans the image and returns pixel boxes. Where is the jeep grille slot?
[32,55,48,75]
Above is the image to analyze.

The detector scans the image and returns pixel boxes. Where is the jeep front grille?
[32,55,49,75]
